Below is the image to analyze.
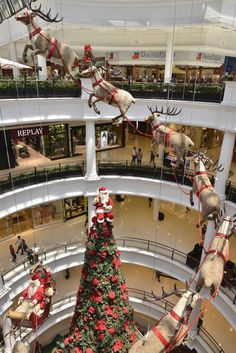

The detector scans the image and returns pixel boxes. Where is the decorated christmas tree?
[65,187,137,353]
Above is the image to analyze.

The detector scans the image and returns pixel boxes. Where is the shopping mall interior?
[0,1,236,353]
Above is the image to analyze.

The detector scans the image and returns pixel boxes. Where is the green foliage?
[65,223,137,353]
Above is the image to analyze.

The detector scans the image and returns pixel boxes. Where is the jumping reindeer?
[81,65,135,124]
[129,286,201,353]
[195,215,236,296]
[190,153,223,227]
[145,106,194,168]
[15,0,80,77]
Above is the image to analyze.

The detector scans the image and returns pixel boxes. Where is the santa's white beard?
[28,282,40,298]
[100,193,109,203]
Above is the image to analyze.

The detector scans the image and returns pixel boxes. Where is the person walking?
[131,146,137,165]
[137,148,143,165]
[22,239,29,252]
[149,148,155,165]
[9,245,16,263]
[15,235,24,255]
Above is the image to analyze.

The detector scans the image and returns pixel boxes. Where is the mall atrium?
[0,1,236,353]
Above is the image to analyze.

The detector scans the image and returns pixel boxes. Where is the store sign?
[132,51,166,60]
[11,126,49,139]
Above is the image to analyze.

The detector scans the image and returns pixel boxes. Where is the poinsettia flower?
[89,306,95,314]
[98,333,105,340]
[131,333,137,343]
[113,312,119,319]
[86,348,93,353]
[120,283,127,292]
[111,275,118,282]
[112,257,121,269]
[122,294,127,301]
[95,320,107,331]
[88,249,96,255]
[108,292,116,299]
[64,337,70,347]
[74,347,82,353]
[113,340,123,352]
[92,278,99,286]
[90,262,97,269]
[108,327,115,334]
[104,241,110,246]
[104,307,113,315]
[123,307,129,313]
[100,251,107,258]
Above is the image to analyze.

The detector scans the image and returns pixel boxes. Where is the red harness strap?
[206,249,228,263]
[47,38,58,60]
[152,327,169,349]
[215,232,229,240]
[108,87,118,104]
[165,131,172,147]
[93,79,103,87]
[152,123,162,131]
[29,27,42,39]
[170,310,182,322]
[196,184,213,198]
[195,171,207,175]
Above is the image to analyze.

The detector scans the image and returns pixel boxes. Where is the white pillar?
[214,131,235,200]
[80,78,93,99]
[153,199,160,222]
[85,120,98,179]
[164,32,175,83]
[87,196,96,229]
[37,55,48,81]
[10,41,20,78]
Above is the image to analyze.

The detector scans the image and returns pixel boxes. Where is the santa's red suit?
[93,186,114,224]
[18,274,46,310]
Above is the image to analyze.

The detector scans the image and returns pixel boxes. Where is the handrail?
[4,288,224,353]
[1,237,236,306]
[0,160,235,203]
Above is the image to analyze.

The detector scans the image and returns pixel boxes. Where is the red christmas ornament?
[108,292,116,299]
[109,327,116,334]
[92,278,99,286]
[113,340,124,352]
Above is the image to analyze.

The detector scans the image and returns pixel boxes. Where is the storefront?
[0,197,86,241]
[70,123,124,156]
[44,124,69,159]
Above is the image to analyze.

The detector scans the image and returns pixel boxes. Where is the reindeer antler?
[29,2,63,22]
[147,106,182,116]
[151,284,186,301]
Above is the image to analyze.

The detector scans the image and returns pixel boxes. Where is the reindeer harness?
[152,124,173,148]
[151,309,184,350]
[92,73,118,104]
[29,27,58,60]
[194,171,214,198]
[205,230,229,263]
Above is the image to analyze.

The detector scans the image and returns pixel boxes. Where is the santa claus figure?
[18,273,45,310]
[93,186,114,228]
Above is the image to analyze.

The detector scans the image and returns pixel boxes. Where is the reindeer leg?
[190,189,194,206]
[90,96,102,115]
[112,114,123,126]
[23,44,34,63]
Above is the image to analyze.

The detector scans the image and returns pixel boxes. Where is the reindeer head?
[183,290,201,309]
[15,1,62,25]
[81,65,98,76]
[145,106,182,124]
[192,152,224,172]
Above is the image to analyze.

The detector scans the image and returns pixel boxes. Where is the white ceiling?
[1,0,236,61]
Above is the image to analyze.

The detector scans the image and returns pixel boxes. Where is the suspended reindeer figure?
[195,215,236,296]
[15,1,80,77]
[145,106,194,168]
[129,287,200,353]
[190,153,224,227]
[81,65,135,124]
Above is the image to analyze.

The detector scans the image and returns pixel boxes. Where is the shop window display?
[64,197,86,220]
[95,124,121,150]
[71,126,86,156]
[32,201,63,227]
[44,124,69,160]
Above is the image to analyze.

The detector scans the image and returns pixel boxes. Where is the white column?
[10,41,20,78]
[214,131,235,200]
[164,31,175,83]
[80,78,93,99]
[85,120,98,179]
[87,196,96,229]
[152,199,160,222]
[37,55,48,81]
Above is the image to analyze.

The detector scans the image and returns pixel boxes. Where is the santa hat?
[99,186,108,194]
[30,273,41,285]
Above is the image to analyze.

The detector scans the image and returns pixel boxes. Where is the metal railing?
[1,288,224,353]
[1,237,236,305]
[0,160,235,203]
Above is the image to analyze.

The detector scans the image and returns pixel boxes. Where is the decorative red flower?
[108,291,116,299]
[111,275,118,282]
[104,241,109,246]
[86,348,93,353]
[113,257,121,269]
[84,316,88,321]
[113,312,119,319]
[104,307,113,315]
[74,348,82,353]
[98,333,105,340]
[89,306,95,314]
[131,333,137,343]
[120,283,127,292]
[113,340,123,352]
[123,307,129,313]
[90,262,97,269]
[88,249,96,255]
[109,327,116,334]
[92,278,99,286]
[95,320,107,331]
[122,294,127,301]
[64,337,70,347]
[100,251,107,258]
